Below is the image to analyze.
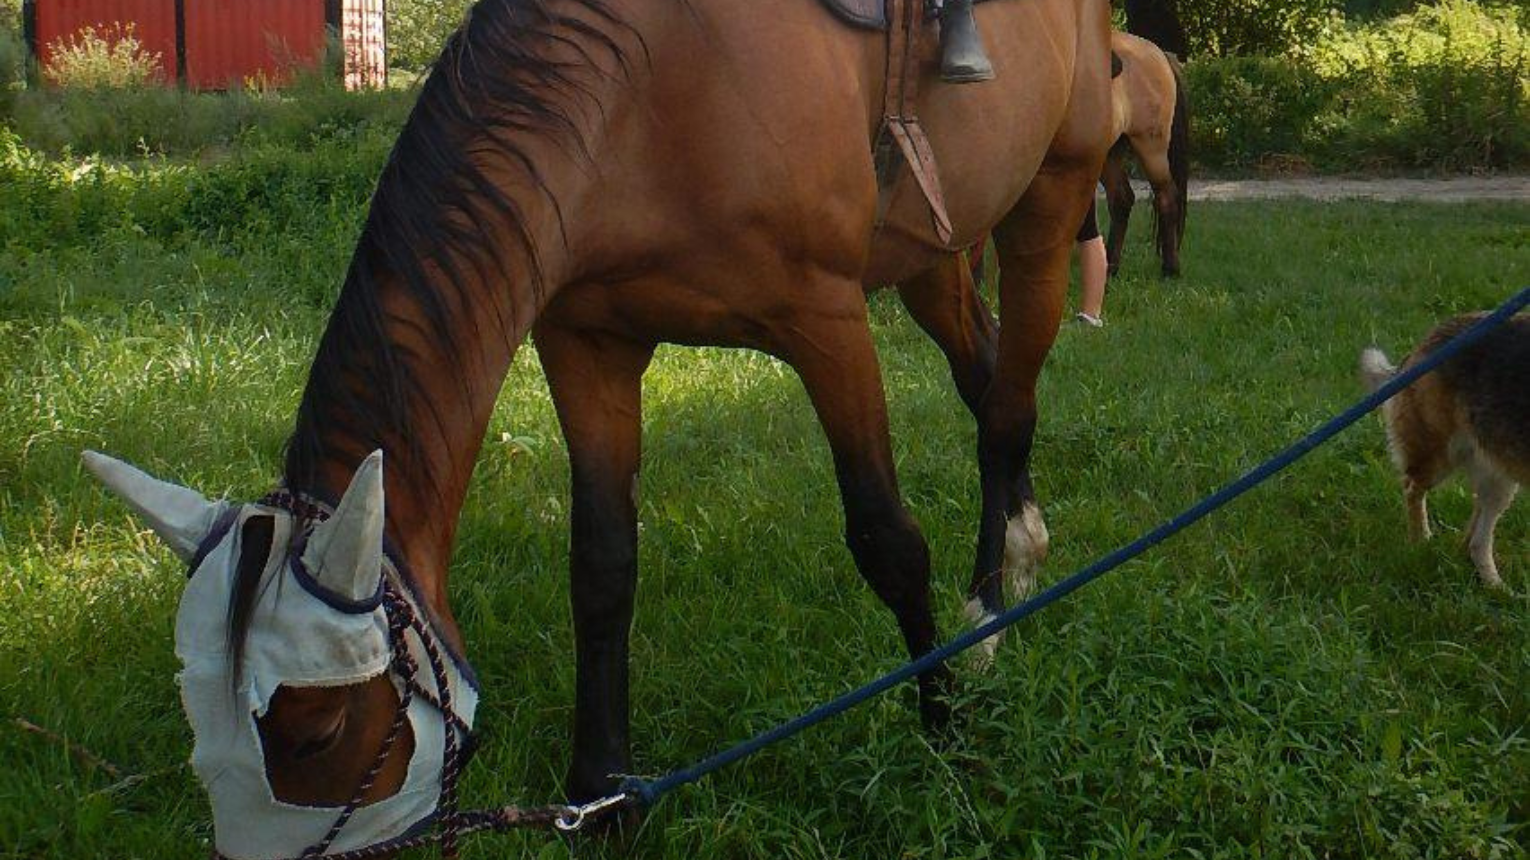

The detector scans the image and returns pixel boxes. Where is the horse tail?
[1161,54,1191,260]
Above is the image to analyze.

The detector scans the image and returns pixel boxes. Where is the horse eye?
[290,714,346,760]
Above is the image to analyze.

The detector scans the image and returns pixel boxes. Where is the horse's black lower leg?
[536,321,654,803]
[1102,144,1134,278]
[841,473,952,730]
[1152,178,1182,277]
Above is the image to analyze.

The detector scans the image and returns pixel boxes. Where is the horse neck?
[283,3,641,625]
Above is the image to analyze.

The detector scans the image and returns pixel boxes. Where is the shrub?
[1186,57,1338,168]
[387,0,474,71]
[46,23,163,90]
[0,125,386,254]
[6,82,414,157]
[0,0,24,114]
[1184,0,1528,170]
[1175,0,1340,57]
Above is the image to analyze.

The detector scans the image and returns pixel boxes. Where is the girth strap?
[875,0,954,247]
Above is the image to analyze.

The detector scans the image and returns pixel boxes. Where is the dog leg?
[1466,461,1517,589]
[1404,478,1432,541]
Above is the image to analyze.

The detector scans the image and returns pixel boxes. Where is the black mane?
[229,0,635,668]
[281,0,633,506]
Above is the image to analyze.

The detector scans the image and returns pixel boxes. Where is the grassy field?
[1,157,1527,860]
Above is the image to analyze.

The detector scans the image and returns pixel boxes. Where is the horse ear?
[300,450,385,604]
[83,451,225,562]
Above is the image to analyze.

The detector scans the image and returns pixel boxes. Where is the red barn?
[22,0,387,90]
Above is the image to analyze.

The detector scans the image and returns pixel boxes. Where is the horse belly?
[867,0,1097,277]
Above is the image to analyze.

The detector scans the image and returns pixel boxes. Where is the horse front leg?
[776,285,953,732]
[536,319,655,803]
[965,167,1098,664]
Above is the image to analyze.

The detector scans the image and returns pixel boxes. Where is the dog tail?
[1359,347,1396,393]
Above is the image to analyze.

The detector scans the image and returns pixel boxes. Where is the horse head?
[84,450,473,859]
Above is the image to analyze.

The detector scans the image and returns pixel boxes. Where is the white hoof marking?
[963,597,1002,671]
[1001,503,1049,602]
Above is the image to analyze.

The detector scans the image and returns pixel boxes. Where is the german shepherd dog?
[1360,313,1529,588]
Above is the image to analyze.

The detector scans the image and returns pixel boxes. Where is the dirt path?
[1130,176,1529,203]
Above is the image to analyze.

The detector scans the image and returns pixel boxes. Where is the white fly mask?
[84,450,479,860]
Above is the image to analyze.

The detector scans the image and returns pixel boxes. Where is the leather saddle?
[821,0,893,29]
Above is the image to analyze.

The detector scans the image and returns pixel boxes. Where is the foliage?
[4,80,413,158]
[0,5,24,116]
[386,0,474,71]
[45,23,164,90]
[1174,0,1340,57]
[1,130,1527,855]
[1187,57,1338,169]
[0,127,385,262]
[1184,0,1529,170]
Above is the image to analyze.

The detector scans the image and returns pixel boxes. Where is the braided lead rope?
[398,593,464,857]
[612,287,1530,810]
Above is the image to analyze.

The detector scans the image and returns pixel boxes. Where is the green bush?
[0,126,386,254]
[1186,57,1338,169]
[387,0,474,71]
[1186,0,1528,170]
[5,81,414,157]
[0,0,25,115]
[44,23,164,90]
[1176,0,1340,57]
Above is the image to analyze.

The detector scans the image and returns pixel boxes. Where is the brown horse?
[1101,30,1190,277]
[87,0,1113,851]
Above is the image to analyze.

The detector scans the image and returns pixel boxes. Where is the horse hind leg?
[965,167,1097,664]
[1101,142,1134,278]
[1136,143,1183,278]
[535,319,655,804]
[780,286,953,730]
[897,253,999,419]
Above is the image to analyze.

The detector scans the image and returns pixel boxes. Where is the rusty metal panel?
[33,0,179,84]
[183,0,325,89]
[341,0,386,90]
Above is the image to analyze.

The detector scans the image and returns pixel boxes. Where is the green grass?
[1,178,1527,857]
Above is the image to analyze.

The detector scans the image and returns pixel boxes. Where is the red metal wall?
[32,0,178,84]
[183,0,326,89]
[30,1,387,91]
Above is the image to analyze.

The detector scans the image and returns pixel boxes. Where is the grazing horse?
[1101,31,1190,277]
[86,0,1112,854]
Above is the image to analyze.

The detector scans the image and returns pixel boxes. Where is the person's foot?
[1074,312,1104,328]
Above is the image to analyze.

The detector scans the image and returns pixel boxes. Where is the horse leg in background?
[1101,141,1134,278]
[535,319,656,803]
[967,235,990,289]
[965,169,1098,662]
[781,284,952,730]
[898,254,999,418]
[1132,137,1183,277]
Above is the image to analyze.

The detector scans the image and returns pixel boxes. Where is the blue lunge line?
[624,287,1529,808]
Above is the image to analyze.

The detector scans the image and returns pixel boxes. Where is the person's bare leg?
[1077,236,1107,323]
